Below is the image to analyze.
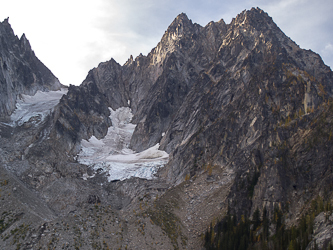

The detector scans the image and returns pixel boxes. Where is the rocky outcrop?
[16,81,112,194]
[158,8,333,181]
[307,212,333,250]
[153,8,333,228]
[0,18,62,117]
[52,82,111,153]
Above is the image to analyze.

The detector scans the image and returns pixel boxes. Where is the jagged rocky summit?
[1,7,333,250]
[0,18,62,117]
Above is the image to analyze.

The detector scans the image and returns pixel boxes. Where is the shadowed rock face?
[0,18,62,117]
[54,82,111,144]
[1,8,333,250]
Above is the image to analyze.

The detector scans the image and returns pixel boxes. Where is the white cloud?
[320,43,333,68]
[324,43,333,53]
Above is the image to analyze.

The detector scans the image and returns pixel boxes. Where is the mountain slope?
[76,7,333,249]
[1,8,333,250]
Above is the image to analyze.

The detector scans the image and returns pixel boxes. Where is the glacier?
[78,107,169,181]
[1,88,169,182]
[8,88,68,126]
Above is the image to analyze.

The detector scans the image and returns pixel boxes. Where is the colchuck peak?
[176,12,190,21]
[167,12,194,33]
[1,9,333,250]
[235,7,275,28]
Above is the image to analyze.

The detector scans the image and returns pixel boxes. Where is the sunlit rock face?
[0,18,62,117]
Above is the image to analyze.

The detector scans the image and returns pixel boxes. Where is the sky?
[0,0,332,86]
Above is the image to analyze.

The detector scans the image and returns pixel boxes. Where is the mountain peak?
[226,7,279,36]
[19,33,32,52]
[0,17,15,38]
[2,17,9,24]
[167,12,194,33]
[176,12,190,21]
[0,18,61,117]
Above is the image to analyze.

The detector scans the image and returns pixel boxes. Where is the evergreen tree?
[252,208,261,231]
[262,207,269,241]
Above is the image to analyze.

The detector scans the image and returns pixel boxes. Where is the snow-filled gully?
[2,89,168,182]
[78,107,169,182]
[4,88,68,127]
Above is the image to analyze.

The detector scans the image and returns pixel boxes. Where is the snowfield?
[2,89,168,181]
[9,88,68,126]
[78,107,169,181]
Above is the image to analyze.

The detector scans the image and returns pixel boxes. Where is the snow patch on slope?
[78,107,169,181]
[8,88,68,126]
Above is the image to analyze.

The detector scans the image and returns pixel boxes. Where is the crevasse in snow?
[78,107,169,181]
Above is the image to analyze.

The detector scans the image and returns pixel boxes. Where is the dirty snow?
[78,107,169,181]
[9,88,68,126]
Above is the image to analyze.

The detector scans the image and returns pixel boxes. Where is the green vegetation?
[0,180,8,186]
[248,168,260,198]
[147,192,187,250]
[204,196,333,250]
[204,208,269,250]
[0,211,17,234]
[10,223,30,248]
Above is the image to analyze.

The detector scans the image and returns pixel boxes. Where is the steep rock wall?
[0,18,62,117]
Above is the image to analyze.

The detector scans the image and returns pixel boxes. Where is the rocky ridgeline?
[1,7,333,249]
[0,18,62,117]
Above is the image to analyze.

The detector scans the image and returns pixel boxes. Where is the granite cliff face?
[1,8,333,250]
[0,18,62,117]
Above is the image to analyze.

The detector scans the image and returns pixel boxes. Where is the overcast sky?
[1,0,332,86]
